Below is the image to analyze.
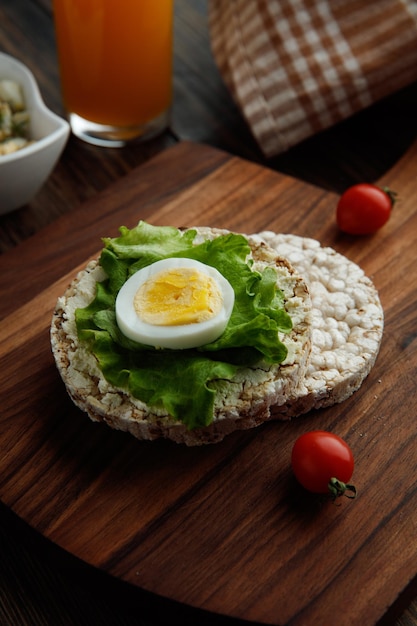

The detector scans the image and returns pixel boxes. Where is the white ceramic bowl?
[0,52,70,215]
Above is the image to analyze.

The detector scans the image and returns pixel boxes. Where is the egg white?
[115,257,235,349]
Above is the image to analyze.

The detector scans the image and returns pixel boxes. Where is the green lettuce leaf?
[75,222,292,430]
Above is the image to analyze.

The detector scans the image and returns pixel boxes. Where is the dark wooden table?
[1,1,417,624]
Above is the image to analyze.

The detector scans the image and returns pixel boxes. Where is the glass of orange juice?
[52,0,173,147]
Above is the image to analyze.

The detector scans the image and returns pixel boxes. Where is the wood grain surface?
[0,141,417,626]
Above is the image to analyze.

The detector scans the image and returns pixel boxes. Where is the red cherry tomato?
[336,183,396,235]
[291,431,356,500]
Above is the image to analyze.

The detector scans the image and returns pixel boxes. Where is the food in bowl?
[0,79,33,155]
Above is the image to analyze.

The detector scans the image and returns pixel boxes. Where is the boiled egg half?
[115,257,235,349]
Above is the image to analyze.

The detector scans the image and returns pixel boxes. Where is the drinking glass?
[53,0,173,147]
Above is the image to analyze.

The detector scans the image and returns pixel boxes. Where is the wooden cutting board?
[1,141,417,626]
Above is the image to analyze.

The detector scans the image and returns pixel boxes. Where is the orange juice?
[53,0,173,143]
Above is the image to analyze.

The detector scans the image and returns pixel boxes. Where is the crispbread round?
[50,228,312,445]
[254,232,384,417]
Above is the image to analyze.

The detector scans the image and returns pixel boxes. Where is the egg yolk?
[133,268,223,326]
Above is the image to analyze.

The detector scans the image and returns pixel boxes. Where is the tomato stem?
[328,477,357,501]
[382,186,398,207]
